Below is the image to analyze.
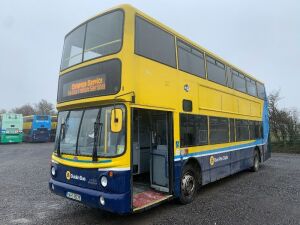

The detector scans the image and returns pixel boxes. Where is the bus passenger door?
[150,112,170,193]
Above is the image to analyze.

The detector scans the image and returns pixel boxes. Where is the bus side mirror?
[111,109,122,133]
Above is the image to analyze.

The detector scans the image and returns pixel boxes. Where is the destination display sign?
[63,75,106,97]
[57,59,121,103]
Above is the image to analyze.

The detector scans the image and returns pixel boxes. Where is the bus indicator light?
[180,149,189,156]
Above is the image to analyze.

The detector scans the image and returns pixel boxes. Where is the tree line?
[269,90,300,146]
[0,99,56,116]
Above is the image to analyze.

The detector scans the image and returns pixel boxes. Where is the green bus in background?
[0,113,23,143]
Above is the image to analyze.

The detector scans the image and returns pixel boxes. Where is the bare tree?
[269,90,300,145]
[286,108,299,144]
[269,90,282,141]
[34,99,56,115]
[12,104,35,116]
[0,109,7,114]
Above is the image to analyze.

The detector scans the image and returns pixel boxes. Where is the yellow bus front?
[49,5,136,214]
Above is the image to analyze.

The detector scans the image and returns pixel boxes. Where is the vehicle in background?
[0,113,23,143]
[23,115,51,142]
[50,116,57,142]
[49,5,270,214]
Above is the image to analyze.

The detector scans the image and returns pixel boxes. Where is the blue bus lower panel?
[49,164,132,214]
[173,142,269,198]
[49,179,131,214]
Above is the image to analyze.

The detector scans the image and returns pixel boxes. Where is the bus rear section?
[0,113,23,144]
[23,115,51,142]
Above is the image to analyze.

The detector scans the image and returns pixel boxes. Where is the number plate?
[66,192,81,201]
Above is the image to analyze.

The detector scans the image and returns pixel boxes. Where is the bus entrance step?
[133,190,171,211]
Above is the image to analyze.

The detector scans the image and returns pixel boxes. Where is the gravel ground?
[0,143,299,225]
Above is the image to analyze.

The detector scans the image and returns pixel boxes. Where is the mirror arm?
[113,91,135,121]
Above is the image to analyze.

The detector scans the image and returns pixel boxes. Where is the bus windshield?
[55,105,125,157]
[61,10,124,70]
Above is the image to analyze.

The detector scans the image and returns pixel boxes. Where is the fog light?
[100,176,108,187]
[99,196,105,205]
[51,167,56,176]
[51,184,55,190]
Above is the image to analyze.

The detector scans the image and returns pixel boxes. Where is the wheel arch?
[183,157,202,185]
[254,146,261,162]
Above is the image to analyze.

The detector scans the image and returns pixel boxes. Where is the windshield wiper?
[92,110,103,161]
[56,112,70,157]
[56,122,65,157]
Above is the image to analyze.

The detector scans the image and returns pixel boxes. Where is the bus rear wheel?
[179,164,198,204]
[251,150,260,172]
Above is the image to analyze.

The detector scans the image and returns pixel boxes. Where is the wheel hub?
[255,156,259,169]
[181,173,195,196]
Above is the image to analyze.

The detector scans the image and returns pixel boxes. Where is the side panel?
[173,143,260,198]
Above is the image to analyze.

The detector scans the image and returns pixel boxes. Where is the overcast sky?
[0,0,299,110]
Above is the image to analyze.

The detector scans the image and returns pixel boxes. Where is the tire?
[251,150,259,172]
[179,164,198,204]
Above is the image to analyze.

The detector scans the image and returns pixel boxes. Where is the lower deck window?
[236,119,249,141]
[180,114,208,147]
[209,117,229,144]
[180,114,262,147]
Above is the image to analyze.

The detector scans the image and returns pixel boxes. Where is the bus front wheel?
[179,164,198,204]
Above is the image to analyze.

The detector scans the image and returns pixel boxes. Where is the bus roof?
[65,4,264,84]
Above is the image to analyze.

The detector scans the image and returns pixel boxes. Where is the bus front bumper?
[49,178,131,214]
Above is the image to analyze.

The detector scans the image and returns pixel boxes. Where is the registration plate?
[66,192,81,201]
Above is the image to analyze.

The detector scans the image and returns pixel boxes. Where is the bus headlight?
[99,196,105,205]
[100,176,108,187]
[51,167,56,176]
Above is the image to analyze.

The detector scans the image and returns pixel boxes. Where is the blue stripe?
[174,139,264,160]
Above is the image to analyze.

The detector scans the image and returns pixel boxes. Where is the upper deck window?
[257,82,266,99]
[61,10,124,71]
[232,70,247,93]
[135,16,176,68]
[206,56,226,86]
[246,78,258,97]
[177,39,205,78]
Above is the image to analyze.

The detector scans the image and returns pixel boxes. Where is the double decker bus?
[49,4,270,214]
[50,116,57,142]
[0,113,23,143]
[23,115,51,142]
